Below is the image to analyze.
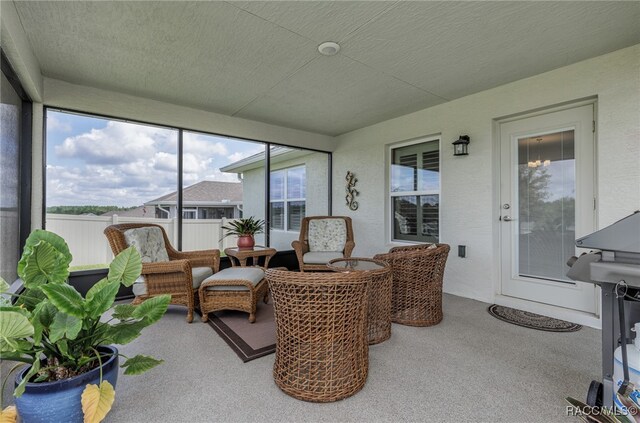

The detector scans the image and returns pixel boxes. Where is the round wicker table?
[327,258,392,345]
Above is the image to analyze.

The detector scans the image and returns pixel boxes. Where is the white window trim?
[270,165,306,232]
[387,135,441,244]
[183,208,197,219]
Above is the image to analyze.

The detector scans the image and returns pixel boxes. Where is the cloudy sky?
[46,110,264,207]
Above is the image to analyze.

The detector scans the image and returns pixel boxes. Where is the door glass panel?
[517,130,575,282]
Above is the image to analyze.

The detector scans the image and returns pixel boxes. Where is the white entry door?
[499,104,597,313]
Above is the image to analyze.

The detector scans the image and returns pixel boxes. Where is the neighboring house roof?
[220,146,313,173]
[145,181,243,206]
[101,206,150,218]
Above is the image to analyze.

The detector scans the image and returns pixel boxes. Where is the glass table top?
[327,258,387,272]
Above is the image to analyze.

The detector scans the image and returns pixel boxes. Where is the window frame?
[269,165,306,232]
[1,49,33,283]
[42,107,329,270]
[388,135,441,244]
[182,208,197,219]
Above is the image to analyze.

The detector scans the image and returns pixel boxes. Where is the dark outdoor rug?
[201,302,276,362]
[487,304,582,332]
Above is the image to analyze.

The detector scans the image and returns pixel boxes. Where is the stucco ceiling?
[13,1,640,136]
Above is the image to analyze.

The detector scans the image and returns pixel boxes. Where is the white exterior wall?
[241,152,329,251]
[332,45,640,308]
[238,167,266,246]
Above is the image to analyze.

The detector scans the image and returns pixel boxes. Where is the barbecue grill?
[567,211,640,407]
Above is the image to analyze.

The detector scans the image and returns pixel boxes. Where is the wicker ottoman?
[266,269,369,402]
[198,267,268,323]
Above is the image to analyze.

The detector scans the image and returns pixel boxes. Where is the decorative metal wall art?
[345,171,359,211]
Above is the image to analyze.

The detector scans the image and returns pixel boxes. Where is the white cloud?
[153,152,178,172]
[46,115,72,133]
[203,169,242,183]
[227,146,264,163]
[54,121,173,165]
[47,120,263,207]
[183,133,228,156]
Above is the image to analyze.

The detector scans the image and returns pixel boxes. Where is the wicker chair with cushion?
[374,244,450,327]
[266,269,369,402]
[291,216,355,272]
[104,223,219,323]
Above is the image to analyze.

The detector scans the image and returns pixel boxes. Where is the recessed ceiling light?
[318,41,340,56]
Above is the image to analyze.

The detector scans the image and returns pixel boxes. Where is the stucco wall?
[241,151,329,251]
[237,165,266,247]
[332,45,640,305]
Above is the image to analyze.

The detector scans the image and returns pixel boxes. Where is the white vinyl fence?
[46,214,238,268]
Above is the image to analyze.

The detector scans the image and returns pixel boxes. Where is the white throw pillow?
[123,227,170,263]
[308,219,347,252]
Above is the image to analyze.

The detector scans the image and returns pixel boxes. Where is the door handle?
[502,216,515,222]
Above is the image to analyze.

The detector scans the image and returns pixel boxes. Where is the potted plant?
[0,229,170,423]
[221,216,265,250]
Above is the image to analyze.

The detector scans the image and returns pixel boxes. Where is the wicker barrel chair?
[374,244,450,327]
[266,269,369,402]
[104,223,220,323]
[291,216,355,272]
[327,258,393,345]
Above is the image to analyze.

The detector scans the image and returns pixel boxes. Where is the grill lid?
[576,211,640,255]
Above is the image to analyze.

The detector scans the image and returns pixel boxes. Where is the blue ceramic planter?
[14,345,119,423]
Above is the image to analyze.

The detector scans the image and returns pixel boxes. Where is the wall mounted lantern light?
[452,135,470,156]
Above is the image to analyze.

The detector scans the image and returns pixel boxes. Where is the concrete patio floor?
[106,293,600,422]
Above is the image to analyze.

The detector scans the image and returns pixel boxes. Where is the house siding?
[332,45,640,313]
[241,151,329,251]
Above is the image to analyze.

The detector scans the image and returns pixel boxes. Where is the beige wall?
[332,45,640,306]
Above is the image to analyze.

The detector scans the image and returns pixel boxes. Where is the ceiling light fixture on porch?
[528,138,551,168]
[318,41,340,56]
[452,135,470,156]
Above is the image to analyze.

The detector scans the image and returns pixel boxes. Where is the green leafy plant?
[0,229,170,421]
[220,216,265,239]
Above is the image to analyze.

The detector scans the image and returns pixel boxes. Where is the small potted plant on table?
[221,216,265,250]
[0,229,170,423]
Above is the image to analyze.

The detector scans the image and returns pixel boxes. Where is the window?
[270,166,306,232]
[44,108,329,270]
[1,54,31,282]
[182,209,197,219]
[390,137,440,243]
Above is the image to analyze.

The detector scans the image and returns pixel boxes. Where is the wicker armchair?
[374,244,450,327]
[291,216,355,272]
[104,223,220,323]
[266,269,369,402]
